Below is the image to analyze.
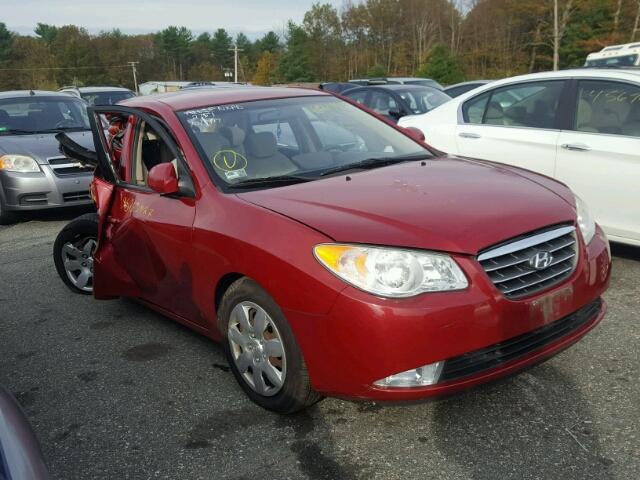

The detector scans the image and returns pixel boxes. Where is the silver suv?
[0,90,95,224]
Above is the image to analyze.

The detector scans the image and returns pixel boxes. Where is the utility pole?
[128,61,139,93]
[228,44,244,83]
[553,0,559,71]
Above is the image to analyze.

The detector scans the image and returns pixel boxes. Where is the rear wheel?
[53,213,99,295]
[219,277,322,414]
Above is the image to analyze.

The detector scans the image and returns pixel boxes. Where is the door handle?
[459,132,481,139]
[561,143,591,152]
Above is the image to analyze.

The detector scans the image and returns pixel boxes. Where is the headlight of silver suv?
[314,244,468,297]
[0,155,41,173]
[575,195,596,245]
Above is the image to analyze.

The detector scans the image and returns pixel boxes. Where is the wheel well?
[214,272,245,313]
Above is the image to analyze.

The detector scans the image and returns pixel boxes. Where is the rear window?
[585,54,639,67]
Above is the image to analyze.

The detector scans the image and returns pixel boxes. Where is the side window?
[462,92,489,124]
[367,91,397,116]
[344,90,368,105]
[484,81,565,129]
[131,120,178,187]
[575,80,640,137]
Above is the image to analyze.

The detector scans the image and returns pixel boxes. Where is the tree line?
[1,0,639,91]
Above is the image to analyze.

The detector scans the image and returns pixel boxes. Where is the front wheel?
[219,278,322,414]
[53,213,99,295]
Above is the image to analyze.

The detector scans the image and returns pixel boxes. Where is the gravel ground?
[0,211,638,480]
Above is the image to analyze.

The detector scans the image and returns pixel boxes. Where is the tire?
[219,277,322,414]
[53,213,99,295]
[0,195,18,225]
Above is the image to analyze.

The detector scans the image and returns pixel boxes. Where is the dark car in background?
[318,82,357,94]
[0,91,95,224]
[342,84,451,122]
[443,80,493,98]
[58,86,136,106]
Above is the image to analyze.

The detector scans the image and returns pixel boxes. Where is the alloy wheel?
[227,301,286,396]
[61,237,97,292]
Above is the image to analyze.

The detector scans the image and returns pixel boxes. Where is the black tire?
[53,213,99,295]
[219,277,322,414]
[0,195,18,225]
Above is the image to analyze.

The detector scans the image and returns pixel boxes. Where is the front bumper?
[285,226,611,401]
[0,166,93,211]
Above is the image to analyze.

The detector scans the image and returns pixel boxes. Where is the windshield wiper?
[227,175,313,189]
[319,153,431,177]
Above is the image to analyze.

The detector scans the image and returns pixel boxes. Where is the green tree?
[303,3,342,80]
[366,64,387,77]
[155,26,193,79]
[255,31,281,54]
[0,23,13,67]
[417,43,464,85]
[211,28,233,72]
[279,22,313,82]
[34,23,58,44]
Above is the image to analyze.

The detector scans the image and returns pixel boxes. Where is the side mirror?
[147,163,179,195]
[388,108,403,120]
[402,126,426,142]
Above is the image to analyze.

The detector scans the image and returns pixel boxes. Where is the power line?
[0,65,131,72]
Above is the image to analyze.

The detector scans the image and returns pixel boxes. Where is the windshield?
[81,91,136,106]
[0,96,90,134]
[396,88,451,114]
[178,96,429,188]
[585,54,639,67]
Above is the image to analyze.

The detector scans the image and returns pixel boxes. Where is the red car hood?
[238,157,577,255]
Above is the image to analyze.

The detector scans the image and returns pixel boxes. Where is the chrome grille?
[478,225,578,299]
[47,156,93,177]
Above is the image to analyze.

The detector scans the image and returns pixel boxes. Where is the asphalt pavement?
[0,211,638,480]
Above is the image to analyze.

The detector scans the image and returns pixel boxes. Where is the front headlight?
[0,155,41,172]
[314,244,468,297]
[575,195,595,244]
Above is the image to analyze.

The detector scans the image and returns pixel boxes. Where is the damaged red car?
[53,87,611,413]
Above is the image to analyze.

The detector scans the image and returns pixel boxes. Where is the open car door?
[87,106,198,313]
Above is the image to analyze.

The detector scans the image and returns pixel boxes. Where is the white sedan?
[399,69,640,247]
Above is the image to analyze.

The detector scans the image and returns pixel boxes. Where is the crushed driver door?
[89,106,197,316]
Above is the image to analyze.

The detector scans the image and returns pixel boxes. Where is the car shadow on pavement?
[431,363,615,480]
[610,243,640,261]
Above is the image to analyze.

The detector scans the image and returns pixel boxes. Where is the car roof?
[0,90,84,100]
[449,68,640,101]
[62,86,134,93]
[343,84,442,93]
[121,86,329,111]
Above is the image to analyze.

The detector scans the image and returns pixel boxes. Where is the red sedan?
[53,87,610,413]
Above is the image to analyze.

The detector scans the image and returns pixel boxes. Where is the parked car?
[349,77,444,90]
[444,80,493,98]
[0,90,95,224]
[59,86,136,106]
[399,68,640,246]
[318,82,357,94]
[342,84,451,122]
[54,87,609,414]
[585,42,640,67]
[0,386,49,479]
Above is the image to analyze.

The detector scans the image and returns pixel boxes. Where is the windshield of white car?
[585,54,639,67]
[178,96,430,190]
[0,97,90,134]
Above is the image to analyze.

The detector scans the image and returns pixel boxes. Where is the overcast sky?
[4,0,345,39]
